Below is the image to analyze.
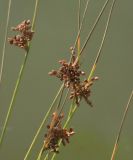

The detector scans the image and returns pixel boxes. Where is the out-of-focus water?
[0,0,133,159]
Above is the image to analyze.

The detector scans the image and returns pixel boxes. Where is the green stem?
[0,0,40,148]
[36,146,44,160]
[73,0,91,51]
[31,0,40,31]
[88,0,117,80]
[111,90,133,160]
[23,84,64,160]
[64,105,77,128]
[0,0,12,85]
[0,52,28,146]
[43,153,49,160]
[79,0,110,56]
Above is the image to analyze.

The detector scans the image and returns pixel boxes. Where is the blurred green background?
[0,0,133,159]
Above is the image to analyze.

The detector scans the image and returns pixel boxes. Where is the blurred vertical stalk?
[111,90,133,160]
[0,0,40,147]
[77,0,81,57]
[0,0,12,85]
[73,0,91,51]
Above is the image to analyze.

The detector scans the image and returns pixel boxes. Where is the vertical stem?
[73,0,91,51]
[77,0,81,57]
[0,0,12,85]
[111,90,133,160]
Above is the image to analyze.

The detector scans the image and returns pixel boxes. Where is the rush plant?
[0,0,132,160]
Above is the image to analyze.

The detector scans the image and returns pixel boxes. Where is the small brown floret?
[8,20,34,51]
[43,112,75,153]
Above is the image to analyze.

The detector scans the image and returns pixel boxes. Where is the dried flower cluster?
[8,20,34,51]
[49,59,85,88]
[70,77,98,106]
[43,112,75,153]
[49,49,98,106]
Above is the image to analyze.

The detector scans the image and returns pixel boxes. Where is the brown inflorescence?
[8,20,34,51]
[70,77,98,106]
[49,59,85,88]
[49,48,98,106]
[43,112,75,153]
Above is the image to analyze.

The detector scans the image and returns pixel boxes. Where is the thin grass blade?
[79,0,111,56]
[88,0,117,80]
[111,90,133,160]
[0,0,12,85]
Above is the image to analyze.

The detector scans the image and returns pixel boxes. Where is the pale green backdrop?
[0,0,133,160]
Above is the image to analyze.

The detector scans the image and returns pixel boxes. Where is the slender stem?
[32,0,40,31]
[56,84,65,110]
[111,90,133,160]
[88,0,117,80]
[64,105,77,128]
[23,84,64,160]
[79,0,110,56]
[59,89,69,115]
[67,98,75,118]
[0,52,28,146]
[36,146,44,160]
[73,0,91,51]
[77,0,81,57]
[0,0,12,85]
[0,0,40,148]
[44,152,50,160]
[78,0,81,31]
[43,153,49,160]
